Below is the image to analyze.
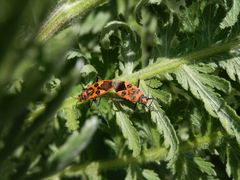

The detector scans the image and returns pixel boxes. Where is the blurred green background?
[0,0,240,179]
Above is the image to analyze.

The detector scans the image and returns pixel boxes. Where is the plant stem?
[55,131,225,176]
[115,39,240,83]
[37,0,108,42]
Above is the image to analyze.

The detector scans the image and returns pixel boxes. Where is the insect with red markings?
[77,80,113,102]
[113,80,150,106]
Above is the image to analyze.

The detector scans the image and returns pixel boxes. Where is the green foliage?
[116,111,141,157]
[0,0,240,179]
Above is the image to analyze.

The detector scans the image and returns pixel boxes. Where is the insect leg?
[137,79,140,88]
[89,98,96,107]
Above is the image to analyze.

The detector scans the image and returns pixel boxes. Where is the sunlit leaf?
[220,0,240,29]
[175,65,240,144]
[116,111,141,157]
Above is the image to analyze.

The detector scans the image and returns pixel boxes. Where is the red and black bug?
[77,80,113,102]
[113,80,149,105]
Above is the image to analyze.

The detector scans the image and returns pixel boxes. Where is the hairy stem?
[37,0,108,42]
[55,131,225,176]
[115,39,240,83]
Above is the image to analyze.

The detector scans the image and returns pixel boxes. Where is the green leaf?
[174,154,216,179]
[100,21,129,49]
[198,73,231,93]
[177,1,203,33]
[60,106,80,131]
[135,0,148,25]
[150,102,179,164]
[142,169,160,180]
[175,65,240,145]
[219,57,240,82]
[100,20,142,75]
[193,157,216,176]
[81,64,98,76]
[78,11,111,35]
[100,21,141,64]
[84,162,102,180]
[47,116,98,172]
[220,0,240,29]
[140,81,179,167]
[149,88,172,105]
[116,111,141,157]
[65,50,84,60]
[190,64,231,93]
[190,108,203,135]
[125,165,139,180]
[149,0,162,5]
[226,141,240,179]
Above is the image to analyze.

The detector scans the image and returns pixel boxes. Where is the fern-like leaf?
[220,0,240,29]
[47,116,98,172]
[116,111,141,157]
[219,56,240,82]
[141,81,179,167]
[175,64,240,144]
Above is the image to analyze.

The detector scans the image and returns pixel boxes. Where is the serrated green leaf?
[174,154,216,179]
[100,20,141,65]
[178,1,202,33]
[220,0,240,29]
[226,141,240,179]
[47,116,98,172]
[100,21,129,49]
[191,63,216,74]
[219,57,240,82]
[164,0,185,14]
[140,81,179,167]
[190,64,231,93]
[151,106,179,166]
[135,0,148,25]
[190,108,202,135]
[150,88,172,105]
[120,26,141,63]
[65,50,83,60]
[81,64,97,76]
[225,141,240,179]
[125,165,139,180]
[193,157,216,176]
[198,73,231,93]
[175,65,240,145]
[116,111,141,157]
[142,169,160,180]
[61,106,80,131]
[84,162,102,180]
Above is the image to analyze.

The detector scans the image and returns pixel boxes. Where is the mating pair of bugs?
[77,79,150,106]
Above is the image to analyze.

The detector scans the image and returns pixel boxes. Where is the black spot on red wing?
[121,90,126,97]
[114,81,126,91]
[96,90,101,95]
[87,88,94,96]
[94,83,99,87]
[132,89,140,94]
[127,84,132,88]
